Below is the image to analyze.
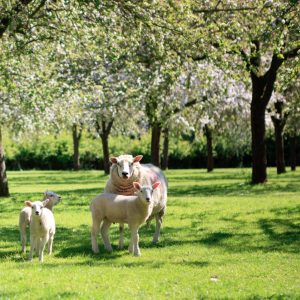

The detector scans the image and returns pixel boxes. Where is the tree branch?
[283,45,300,60]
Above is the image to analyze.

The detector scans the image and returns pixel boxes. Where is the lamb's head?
[133,181,160,204]
[110,154,143,179]
[43,190,61,206]
[25,199,50,217]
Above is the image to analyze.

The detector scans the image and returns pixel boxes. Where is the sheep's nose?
[146,197,150,202]
[35,212,39,215]
[122,172,128,176]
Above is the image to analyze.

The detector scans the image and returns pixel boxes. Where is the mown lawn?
[0,168,299,299]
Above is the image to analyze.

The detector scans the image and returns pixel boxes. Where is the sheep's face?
[133,181,161,204]
[25,199,50,217]
[44,190,61,205]
[110,155,143,179]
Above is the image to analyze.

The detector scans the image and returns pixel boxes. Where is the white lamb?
[91,181,161,256]
[19,190,61,253]
[104,154,167,248]
[25,200,56,263]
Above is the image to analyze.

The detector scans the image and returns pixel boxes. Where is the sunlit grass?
[0,168,299,299]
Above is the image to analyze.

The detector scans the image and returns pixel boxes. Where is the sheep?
[25,200,56,263]
[104,154,167,248]
[91,181,161,256]
[19,190,61,253]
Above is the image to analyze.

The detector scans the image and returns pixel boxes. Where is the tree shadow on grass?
[169,182,300,197]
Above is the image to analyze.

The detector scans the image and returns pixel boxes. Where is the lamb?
[91,181,161,256]
[25,200,56,263]
[104,154,167,248]
[19,190,61,253]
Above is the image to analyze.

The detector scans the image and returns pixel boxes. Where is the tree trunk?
[274,123,286,174]
[151,123,162,167]
[161,127,169,170]
[290,135,297,171]
[0,127,9,197]
[271,101,287,174]
[96,119,114,175]
[242,42,284,184]
[204,124,214,172]
[251,94,267,184]
[101,133,110,175]
[72,124,82,171]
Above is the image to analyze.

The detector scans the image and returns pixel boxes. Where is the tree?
[268,93,289,174]
[190,0,300,183]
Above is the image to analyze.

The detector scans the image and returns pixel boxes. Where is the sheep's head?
[25,199,50,217]
[133,181,160,204]
[110,154,143,179]
[43,190,61,206]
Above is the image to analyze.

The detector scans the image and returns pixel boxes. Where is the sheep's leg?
[118,223,125,249]
[91,215,101,254]
[29,236,35,261]
[48,233,54,255]
[20,223,27,254]
[130,226,140,256]
[39,235,48,263]
[100,220,113,253]
[152,209,165,244]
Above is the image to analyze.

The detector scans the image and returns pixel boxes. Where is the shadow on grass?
[169,182,300,197]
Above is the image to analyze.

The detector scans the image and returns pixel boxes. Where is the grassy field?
[0,168,299,299]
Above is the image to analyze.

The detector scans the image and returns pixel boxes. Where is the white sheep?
[25,200,56,263]
[19,190,61,253]
[91,181,161,256]
[104,154,167,248]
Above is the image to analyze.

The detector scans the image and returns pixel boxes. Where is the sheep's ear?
[110,157,118,164]
[152,181,161,190]
[25,201,32,207]
[133,155,143,163]
[133,182,141,191]
[42,199,50,207]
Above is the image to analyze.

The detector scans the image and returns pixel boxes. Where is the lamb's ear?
[152,181,161,190]
[133,182,141,191]
[42,199,50,207]
[110,157,118,164]
[133,155,143,163]
[25,201,32,207]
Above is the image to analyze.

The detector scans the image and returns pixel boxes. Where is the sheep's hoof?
[152,239,159,245]
[134,252,141,257]
[118,243,124,250]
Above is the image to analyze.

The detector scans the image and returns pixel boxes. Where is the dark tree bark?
[290,135,297,171]
[204,124,214,172]
[271,101,288,174]
[96,119,114,175]
[72,124,83,171]
[242,41,287,184]
[161,127,169,170]
[0,127,9,197]
[151,123,162,167]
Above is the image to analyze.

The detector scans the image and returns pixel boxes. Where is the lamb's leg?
[118,223,124,249]
[20,223,27,254]
[130,226,140,256]
[29,237,34,261]
[152,209,165,244]
[39,235,48,263]
[100,220,113,253]
[48,233,54,255]
[91,215,101,254]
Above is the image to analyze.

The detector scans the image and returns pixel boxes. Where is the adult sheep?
[104,154,168,248]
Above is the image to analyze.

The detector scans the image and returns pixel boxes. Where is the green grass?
[0,168,299,299]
